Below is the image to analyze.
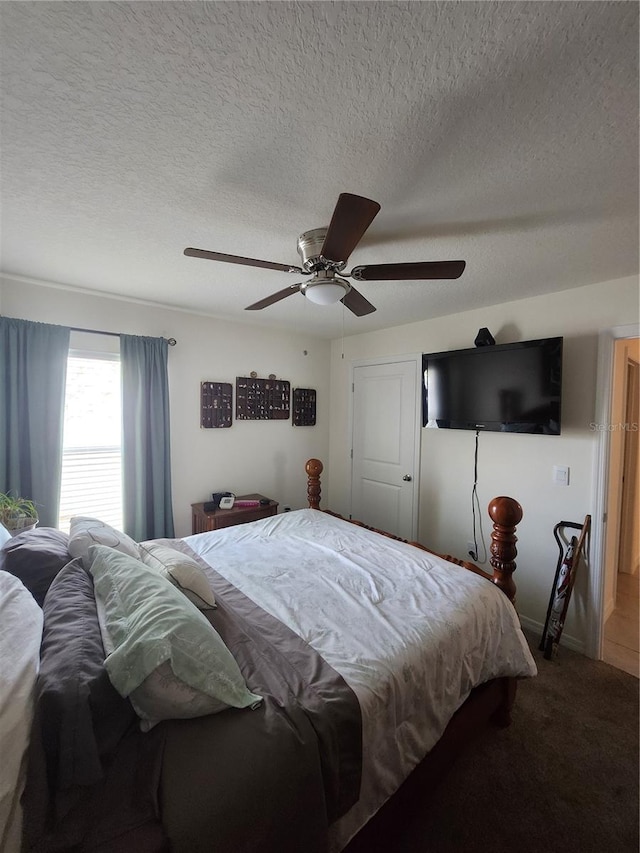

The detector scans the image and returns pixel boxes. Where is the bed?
[0,459,536,853]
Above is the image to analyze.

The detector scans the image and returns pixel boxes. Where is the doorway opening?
[601,337,639,677]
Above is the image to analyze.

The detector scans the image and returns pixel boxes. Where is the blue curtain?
[120,334,175,540]
[0,317,70,527]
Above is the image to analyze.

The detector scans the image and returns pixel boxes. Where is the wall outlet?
[282,505,291,513]
[467,541,478,560]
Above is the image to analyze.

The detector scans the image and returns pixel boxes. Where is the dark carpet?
[345,630,638,852]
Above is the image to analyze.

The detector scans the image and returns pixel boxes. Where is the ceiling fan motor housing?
[297,228,346,272]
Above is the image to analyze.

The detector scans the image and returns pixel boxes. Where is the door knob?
[402,474,412,482]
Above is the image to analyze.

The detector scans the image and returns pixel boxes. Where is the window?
[58,351,123,531]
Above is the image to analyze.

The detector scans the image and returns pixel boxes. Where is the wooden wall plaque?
[235,376,290,420]
[200,381,233,428]
[293,388,316,426]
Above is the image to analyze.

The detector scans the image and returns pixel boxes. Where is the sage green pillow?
[87,545,262,725]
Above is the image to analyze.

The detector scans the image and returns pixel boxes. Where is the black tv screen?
[422,337,563,434]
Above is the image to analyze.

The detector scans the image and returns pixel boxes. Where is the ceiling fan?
[184,193,466,316]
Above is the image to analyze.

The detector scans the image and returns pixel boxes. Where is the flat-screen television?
[422,336,563,434]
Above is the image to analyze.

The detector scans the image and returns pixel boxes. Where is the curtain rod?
[69,325,177,346]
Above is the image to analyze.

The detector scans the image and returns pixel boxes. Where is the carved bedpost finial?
[488,496,523,603]
[305,458,323,509]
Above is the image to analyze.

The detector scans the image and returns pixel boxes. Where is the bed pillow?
[0,569,43,850]
[68,517,139,563]
[137,542,216,610]
[36,558,136,790]
[129,661,231,732]
[0,527,71,606]
[87,545,262,728]
[93,597,224,731]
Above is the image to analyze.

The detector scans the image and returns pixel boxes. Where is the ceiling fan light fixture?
[302,277,351,306]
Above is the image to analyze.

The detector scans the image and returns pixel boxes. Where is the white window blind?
[58,352,123,532]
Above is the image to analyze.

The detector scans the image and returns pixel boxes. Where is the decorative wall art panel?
[235,376,290,420]
[293,388,316,426]
[200,382,233,428]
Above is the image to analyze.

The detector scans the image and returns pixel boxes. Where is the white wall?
[3,272,638,651]
[0,275,331,537]
[328,275,639,653]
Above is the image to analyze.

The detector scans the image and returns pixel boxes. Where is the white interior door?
[351,357,420,540]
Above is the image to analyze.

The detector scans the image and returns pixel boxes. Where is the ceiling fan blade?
[245,284,302,311]
[348,260,466,281]
[320,193,381,263]
[184,247,302,274]
[341,286,376,316]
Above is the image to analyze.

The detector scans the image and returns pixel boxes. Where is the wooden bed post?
[305,458,323,510]
[488,496,523,603]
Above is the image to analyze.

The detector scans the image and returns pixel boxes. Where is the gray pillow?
[0,527,71,606]
[87,545,262,728]
[36,558,136,788]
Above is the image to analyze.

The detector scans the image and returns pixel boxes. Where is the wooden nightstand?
[191,494,279,534]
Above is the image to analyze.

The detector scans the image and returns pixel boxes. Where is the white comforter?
[185,508,536,851]
[0,571,44,853]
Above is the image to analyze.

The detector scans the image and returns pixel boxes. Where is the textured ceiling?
[1,1,638,339]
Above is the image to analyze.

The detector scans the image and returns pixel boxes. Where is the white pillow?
[137,542,216,610]
[0,571,44,848]
[129,661,229,731]
[68,517,139,563]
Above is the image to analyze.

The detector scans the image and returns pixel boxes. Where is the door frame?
[618,356,639,576]
[348,353,422,539]
[589,323,639,659]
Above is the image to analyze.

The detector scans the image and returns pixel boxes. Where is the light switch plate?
[553,465,570,486]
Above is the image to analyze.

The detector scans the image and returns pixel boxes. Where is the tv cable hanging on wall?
[469,430,487,563]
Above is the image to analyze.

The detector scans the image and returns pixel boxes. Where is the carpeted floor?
[346,630,639,852]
